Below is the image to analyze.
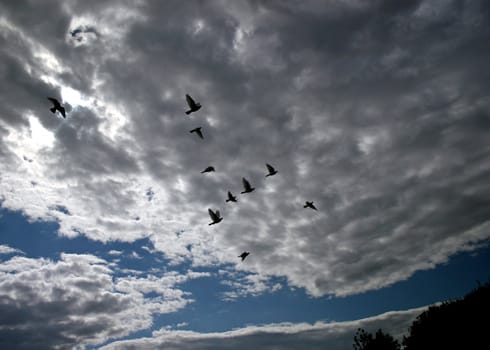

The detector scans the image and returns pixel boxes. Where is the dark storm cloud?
[1,0,489,298]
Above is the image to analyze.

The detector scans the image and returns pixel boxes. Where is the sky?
[0,0,489,349]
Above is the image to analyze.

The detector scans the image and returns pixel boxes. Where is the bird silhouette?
[226,191,237,203]
[47,97,66,118]
[201,166,215,173]
[304,201,317,210]
[241,178,255,194]
[265,163,278,177]
[238,252,250,261]
[190,127,204,139]
[208,208,223,225]
[185,94,202,115]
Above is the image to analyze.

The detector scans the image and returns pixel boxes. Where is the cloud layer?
[0,253,208,349]
[1,0,489,301]
[99,307,424,350]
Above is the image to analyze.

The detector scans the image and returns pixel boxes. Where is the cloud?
[0,245,24,255]
[220,269,283,300]
[108,249,123,256]
[0,254,210,349]
[99,306,425,350]
[0,0,489,299]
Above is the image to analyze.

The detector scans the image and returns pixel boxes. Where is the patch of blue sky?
[0,207,168,270]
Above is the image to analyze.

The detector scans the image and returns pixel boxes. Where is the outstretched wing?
[186,94,197,109]
[59,106,66,118]
[242,178,251,191]
[266,163,275,173]
[208,208,218,221]
[47,97,59,106]
[190,128,204,138]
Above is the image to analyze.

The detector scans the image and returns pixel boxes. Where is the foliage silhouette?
[402,281,489,350]
[353,328,400,350]
[352,281,489,350]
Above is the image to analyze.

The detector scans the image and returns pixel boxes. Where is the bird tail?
[303,205,307,208]
[50,107,56,113]
[185,110,191,115]
[226,199,230,202]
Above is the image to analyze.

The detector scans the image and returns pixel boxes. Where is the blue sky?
[1,1,490,349]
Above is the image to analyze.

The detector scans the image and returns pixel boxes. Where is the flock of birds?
[47,94,318,262]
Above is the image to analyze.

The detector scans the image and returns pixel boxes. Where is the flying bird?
[208,208,223,225]
[241,177,255,194]
[47,97,66,118]
[304,201,317,210]
[226,191,237,203]
[238,252,250,261]
[201,166,215,173]
[185,94,202,115]
[190,127,204,139]
[265,163,278,177]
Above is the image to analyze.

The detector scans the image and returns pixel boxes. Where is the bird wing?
[186,94,197,108]
[47,97,59,106]
[227,191,233,198]
[208,209,218,221]
[216,210,220,218]
[59,106,66,118]
[266,163,275,173]
[196,128,203,138]
[242,178,251,191]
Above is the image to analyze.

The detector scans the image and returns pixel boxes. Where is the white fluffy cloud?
[0,253,209,349]
[0,0,489,300]
[0,245,24,255]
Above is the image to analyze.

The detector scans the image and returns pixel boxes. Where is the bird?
[208,208,223,225]
[265,163,278,177]
[304,201,317,210]
[238,252,250,261]
[226,191,237,203]
[190,127,204,139]
[241,177,255,194]
[185,94,202,115]
[201,166,215,173]
[47,97,66,118]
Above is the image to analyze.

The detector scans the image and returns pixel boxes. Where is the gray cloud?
[0,0,489,301]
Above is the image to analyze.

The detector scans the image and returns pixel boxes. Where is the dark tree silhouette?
[352,282,489,350]
[353,328,400,350]
[402,281,489,350]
